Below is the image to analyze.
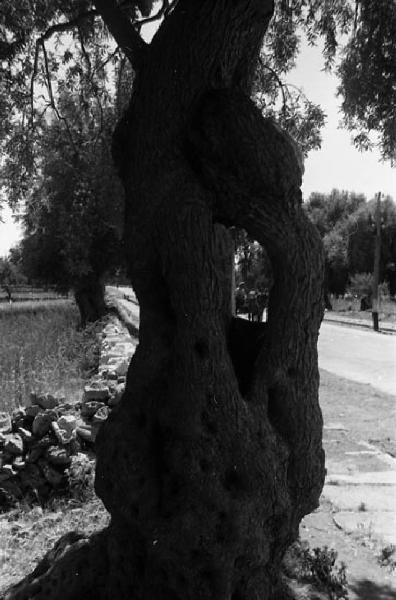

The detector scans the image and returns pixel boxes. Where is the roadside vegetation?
[327,295,396,324]
[0,302,100,412]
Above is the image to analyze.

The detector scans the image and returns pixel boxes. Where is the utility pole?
[372,192,382,332]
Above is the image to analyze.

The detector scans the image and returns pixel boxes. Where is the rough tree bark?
[5,1,325,599]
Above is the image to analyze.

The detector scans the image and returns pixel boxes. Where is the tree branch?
[94,0,147,69]
[40,10,98,43]
[41,40,78,154]
[258,59,287,112]
[133,0,178,31]
[29,9,98,128]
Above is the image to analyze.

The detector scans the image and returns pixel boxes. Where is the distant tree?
[304,189,366,236]
[348,195,396,278]
[234,230,272,291]
[306,191,396,297]
[20,90,124,325]
[0,256,26,302]
[322,229,349,297]
[305,189,366,295]
[385,262,396,299]
[348,272,373,299]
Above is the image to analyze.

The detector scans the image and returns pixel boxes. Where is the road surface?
[318,322,396,396]
[110,288,396,396]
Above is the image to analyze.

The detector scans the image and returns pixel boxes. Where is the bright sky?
[290,39,395,201]
[0,205,22,257]
[0,26,394,257]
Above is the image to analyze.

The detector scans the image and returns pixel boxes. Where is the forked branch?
[94,0,147,68]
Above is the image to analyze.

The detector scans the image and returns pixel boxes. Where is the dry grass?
[0,301,100,412]
[0,496,109,594]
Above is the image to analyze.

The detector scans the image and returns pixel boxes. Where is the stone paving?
[322,426,396,547]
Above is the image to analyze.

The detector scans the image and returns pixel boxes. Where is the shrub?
[348,272,373,298]
[284,541,349,600]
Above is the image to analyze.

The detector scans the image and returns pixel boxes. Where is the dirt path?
[301,370,396,599]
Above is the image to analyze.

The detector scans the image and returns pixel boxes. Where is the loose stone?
[46,446,72,467]
[32,411,57,437]
[0,412,12,435]
[92,406,110,424]
[81,400,106,418]
[4,434,24,455]
[83,383,109,402]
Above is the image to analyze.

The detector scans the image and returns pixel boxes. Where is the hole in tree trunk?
[233,228,272,322]
[227,318,267,397]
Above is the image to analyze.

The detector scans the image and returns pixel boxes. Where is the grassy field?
[0,286,68,304]
[0,302,100,412]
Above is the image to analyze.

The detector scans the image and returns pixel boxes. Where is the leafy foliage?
[284,540,348,600]
[259,0,396,162]
[0,256,26,301]
[305,190,396,295]
[347,195,396,276]
[19,89,124,292]
[1,1,395,304]
[348,272,373,298]
[234,230,272,292]
[337,0,396,163]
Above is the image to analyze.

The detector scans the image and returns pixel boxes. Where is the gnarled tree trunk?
[95,2,325,597]
[5,2,325,599]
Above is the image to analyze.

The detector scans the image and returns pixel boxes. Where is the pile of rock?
[0,315,136,509]
[98,316,136,382]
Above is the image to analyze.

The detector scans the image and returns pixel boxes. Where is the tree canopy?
[0,255,26,301]
[338,0,396,163]
[304,189,396,295]
[1,0,395,211]
[18,84,124,322]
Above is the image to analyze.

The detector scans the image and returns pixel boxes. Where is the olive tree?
[3,1,393,598]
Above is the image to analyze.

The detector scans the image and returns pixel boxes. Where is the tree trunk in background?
[74,275,106,327]
[5,2,325,599]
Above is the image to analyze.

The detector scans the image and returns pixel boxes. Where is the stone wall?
[0,315,135,510]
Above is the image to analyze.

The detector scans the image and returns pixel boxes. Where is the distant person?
[235,286,247,314]
[247,289,260,321]
[257,291,268,322]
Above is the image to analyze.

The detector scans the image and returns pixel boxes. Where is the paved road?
[319,322,396,395]
[110,288,396,396]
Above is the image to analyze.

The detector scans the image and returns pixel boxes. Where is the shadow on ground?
[350,579,396,599]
